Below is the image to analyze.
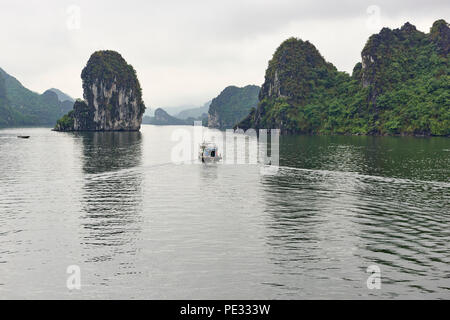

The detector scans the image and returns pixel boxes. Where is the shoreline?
[1,125,448,138]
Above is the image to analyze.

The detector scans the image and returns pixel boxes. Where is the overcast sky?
[1,0,448,110]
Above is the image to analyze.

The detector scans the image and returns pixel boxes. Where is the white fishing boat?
[198,142,222,163]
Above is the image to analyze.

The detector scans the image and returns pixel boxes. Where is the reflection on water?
[199,163,219,182]
[280,135,450,182]
[78,131,143,174]
[77,132,144,278]
[262,166,449,298]
[0,127,448,299]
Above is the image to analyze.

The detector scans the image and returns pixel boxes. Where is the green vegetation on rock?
[80,51,145,116]
[0,68,74,127]
[55,50,146,131]
[238,20,450,136]
[55,110,75,131]
[208,85,260,130]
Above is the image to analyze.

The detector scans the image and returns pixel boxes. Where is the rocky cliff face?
[207,85,260,130]
[55,50,145,131]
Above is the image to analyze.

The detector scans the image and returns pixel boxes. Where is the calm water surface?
[0,126,449,299]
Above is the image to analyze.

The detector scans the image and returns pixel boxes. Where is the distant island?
[238,20,449,136]
[54,50,146,132]
[0,68,74,127]
[142,86,260,129]
[176,101,211,120]
[143,108,196,126]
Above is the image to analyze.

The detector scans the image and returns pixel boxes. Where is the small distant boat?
[199,142,222,163]
[17,136,30,139]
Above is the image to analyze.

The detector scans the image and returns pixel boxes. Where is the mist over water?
[0,126,449,299]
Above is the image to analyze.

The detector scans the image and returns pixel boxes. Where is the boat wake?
[275,165,450,188]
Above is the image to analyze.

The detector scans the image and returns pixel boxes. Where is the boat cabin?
[199,142,222,163]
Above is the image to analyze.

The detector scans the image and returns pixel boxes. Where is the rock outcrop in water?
[55,51,145,131]
[208,85,260,130]
[238,20,450,136]
[236,38,340,134]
